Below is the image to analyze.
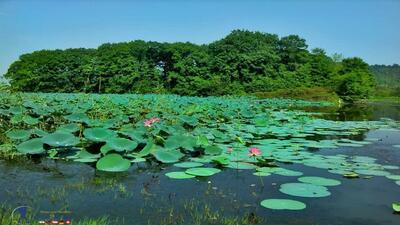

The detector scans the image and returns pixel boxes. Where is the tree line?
[369,64,400,97]
[4,30,376,101]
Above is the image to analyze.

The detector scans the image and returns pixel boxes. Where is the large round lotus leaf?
[253,171,271,176]
[328,169,351,175]
[173,162,204,168]
[152,149,184,163]
[336,143,363,147]
[6,129,31,140]
[212,155,230,165]
[31,128,48,137]
[107,138,138,152]
[83,128,116,142]
[165,171,195,179]
[383,165,400,170]
[179,115,198,126]
[136,140,157,157]
[354,169,390,176]
[393,202,400,212]
[100,144,113,154]
[279,183,331,198]
[96,154,131,172]
[257,167,283,173]
[386,175,400,180]
[260,199,306,210]
[64,112,89,123]
[164,134,197,151]
[298,176,341,186]
[42,132,80,147]
[23,116,39,125]
[16,138,44,154]
[204,145,223,155]
[58,123,80,133]
[185,167,221,177]
[274,168,303,177]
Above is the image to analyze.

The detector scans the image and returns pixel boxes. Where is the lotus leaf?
[298,176,341,186]
[16,138,44,154]
[42,132,80,147]
[165,171,195,179]
[96,154,131,172]
[84,128,116,142]
[6,129,31,141]
[107,138,138,152]
[279,183,331,198]
[185,167,221,177]
[260,199,306,210]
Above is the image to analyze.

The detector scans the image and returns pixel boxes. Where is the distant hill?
[369,64,400,88]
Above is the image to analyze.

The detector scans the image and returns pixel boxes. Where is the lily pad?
[58,123,80,133]
[298,176,341,186]
[96,154,131,172]
[42,132,80,147]
[354,169,390,176]
[107,137,138,152]
[16,138,44,154]
[6,129,31,141]
[165,171,195,179]
[185,167,221,177]
[152,149,184,163]
[393,202,400,213]
[84,128,116,142]
[260,199,306,210]
[204,145,223,155]
[279,183,331,198]
[253,171,271,176]
[386,175,400,180]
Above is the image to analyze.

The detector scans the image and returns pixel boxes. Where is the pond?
[0,94,399,225]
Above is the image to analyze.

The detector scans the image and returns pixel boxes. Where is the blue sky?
[1,0,399,77]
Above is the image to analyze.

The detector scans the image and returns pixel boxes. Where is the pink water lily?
[248,147,261,157]
[144,117,160,127]
[227,147,233,153]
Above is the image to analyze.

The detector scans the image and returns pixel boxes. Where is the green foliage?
[369,64,400,88]
[332,58,375,101]
[254,87,340,103]
[4,30,377,100]
[369,64,400,98]
[0,82,10,93]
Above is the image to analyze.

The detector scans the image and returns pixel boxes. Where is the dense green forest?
[369,64,400,97]
[3,30,376,101]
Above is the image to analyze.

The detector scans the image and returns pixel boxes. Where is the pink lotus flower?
[144,117,160,127]
[227,147,233,153]
[248,147,261,157]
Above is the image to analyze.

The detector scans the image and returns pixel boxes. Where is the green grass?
[0,204,116,225]
[0,201,263,225]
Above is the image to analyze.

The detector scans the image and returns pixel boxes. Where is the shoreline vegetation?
[2,30,377,102]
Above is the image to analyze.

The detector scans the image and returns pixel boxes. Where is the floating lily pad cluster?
[1,93,400,211]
